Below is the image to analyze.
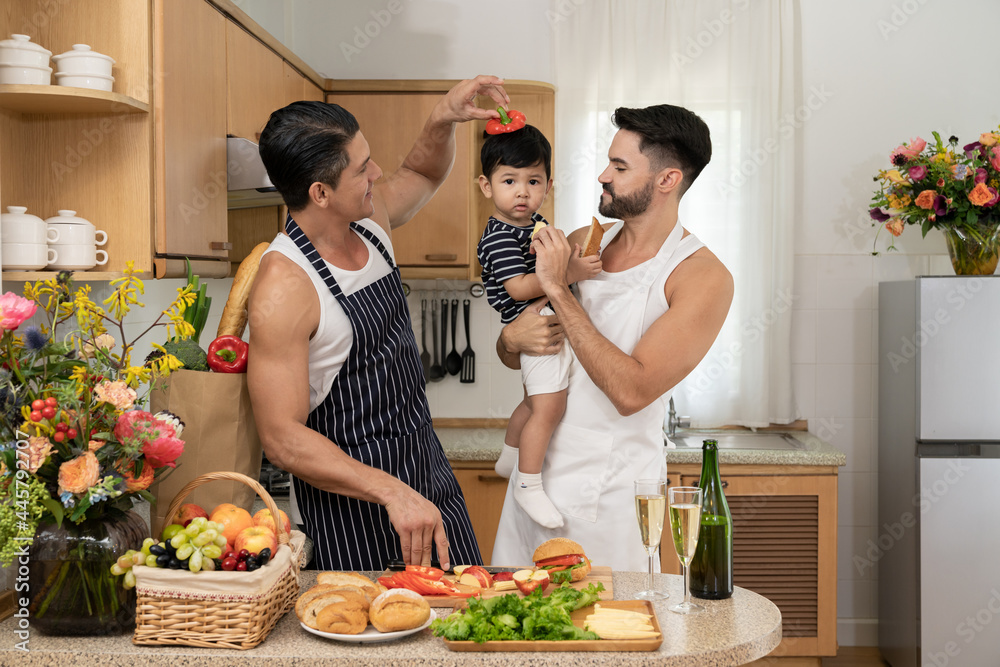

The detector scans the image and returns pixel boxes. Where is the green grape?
[176,544,195,561]
[188,549,203,573]
[190,517,208,529]
[124,569,136,589]
[201,544,222,560]
[183,523,201,538]
[170,532,189,548]
[116,554,134,570]
[141,537,156,556]
[110,563,126,576]
[207,521,223,533]
[202,556,215,571]
[192,529,217,548]
[132,551,145,566]
[213,534,227,548]
[145,554,159,568]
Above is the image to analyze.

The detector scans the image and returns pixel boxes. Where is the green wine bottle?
[689,439,733,599]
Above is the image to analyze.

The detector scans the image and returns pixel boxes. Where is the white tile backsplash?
[790,309,816,364]
[814,363,874,420]
[816,255,874,310]
[816,308,872,365]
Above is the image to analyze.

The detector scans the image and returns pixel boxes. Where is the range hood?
[227,136,286,209]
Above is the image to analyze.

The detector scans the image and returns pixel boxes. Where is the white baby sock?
[494,444,518,478]
[514,472,564,529]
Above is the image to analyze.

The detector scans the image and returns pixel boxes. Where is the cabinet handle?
[425,254,457,262]
[210,242,233,251]
[478,474,508,483]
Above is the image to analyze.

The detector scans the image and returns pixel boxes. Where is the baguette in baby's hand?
[217,242,270,338]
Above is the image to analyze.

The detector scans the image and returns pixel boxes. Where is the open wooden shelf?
[0,84,149,114]
[0,270,151,282]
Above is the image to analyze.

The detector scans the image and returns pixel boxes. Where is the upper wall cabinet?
[226,22,285,141]
[327,81,555,280]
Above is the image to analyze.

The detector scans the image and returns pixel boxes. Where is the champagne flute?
[668,486,704,614]
[634,479,669,601]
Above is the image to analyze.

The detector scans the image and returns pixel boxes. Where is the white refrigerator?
[878,276,1000,667]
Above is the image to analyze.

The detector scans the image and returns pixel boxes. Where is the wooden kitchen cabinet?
[450,462,509,565]
[153,0,230,266]
[284,61,325,105]
[327,81,555,279]
[663,463,838,662]
[226,21,286,141]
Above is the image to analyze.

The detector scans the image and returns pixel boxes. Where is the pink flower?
[891,137,927,162]
[976,168,989,184]
[0,292,37,331]
[908,165,928,180]
[991,146,1000,171]
[94,380,136,411]
[114,410,184,469]
[985,187,999,208]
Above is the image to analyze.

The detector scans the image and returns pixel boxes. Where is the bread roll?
[295,584,343,621]
[315,571,385,602]
[300,589,369,631]
[216,241,270,338]
[581,217,604,257]
[369,588,430,633]
[315,604,368,635]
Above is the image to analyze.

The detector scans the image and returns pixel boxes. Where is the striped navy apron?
[285,216,482,571]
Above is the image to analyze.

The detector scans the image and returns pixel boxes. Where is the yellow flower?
[124,365,152,388]
[887,192,912,209]
[932,152,953,164]
[885,169,907,185]
[58,451,100,495]
[105,262,145,320]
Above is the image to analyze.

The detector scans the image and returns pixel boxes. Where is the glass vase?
[27,509,148,636]
[944,224,1000,276]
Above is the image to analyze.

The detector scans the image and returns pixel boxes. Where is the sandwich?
[580,217,604,257]
[532,537,592,584]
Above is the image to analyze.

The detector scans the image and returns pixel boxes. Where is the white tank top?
[261,219,394,412]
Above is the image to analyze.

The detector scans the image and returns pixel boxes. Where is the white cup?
[46,243,107,270]
[2,242,57,270]
[1,224,59,244]
[48,224,106,246]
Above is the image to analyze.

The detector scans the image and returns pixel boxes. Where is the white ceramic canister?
[53,71,113,92]
[1,242,57,271]
[1,206,59,245]
[0,34,51,68]
[0,63,52,85]
[45,210,107,246]
[46,243,107,271]
[51,44,114,77]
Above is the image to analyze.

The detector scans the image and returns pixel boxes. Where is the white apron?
[492,220,704,570]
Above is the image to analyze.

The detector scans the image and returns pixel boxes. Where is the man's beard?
[598,179,654,219]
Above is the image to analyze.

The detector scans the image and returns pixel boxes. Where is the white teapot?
[45,210,107,246]
[1,206,59,245]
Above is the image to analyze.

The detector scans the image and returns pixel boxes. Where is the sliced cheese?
[530,217,548,239]
[590,629,661,640]
[592,605,652,618]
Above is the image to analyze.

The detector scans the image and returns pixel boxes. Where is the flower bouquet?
[0,265,198,634]
[869,129,1000,274]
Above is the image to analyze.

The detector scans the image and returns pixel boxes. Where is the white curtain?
[551,0,799,427]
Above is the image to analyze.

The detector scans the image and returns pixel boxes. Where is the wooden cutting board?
[442,599,662,652]
[380,566,614,609]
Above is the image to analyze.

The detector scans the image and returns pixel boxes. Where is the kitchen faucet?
[667,397,690,438]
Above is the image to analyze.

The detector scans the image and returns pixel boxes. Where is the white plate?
[300,616,433,643]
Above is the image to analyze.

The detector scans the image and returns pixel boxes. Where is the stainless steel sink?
[666,431,803,451]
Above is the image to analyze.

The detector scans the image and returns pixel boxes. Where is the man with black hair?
[492,104,733,572]
[248,76,509,571]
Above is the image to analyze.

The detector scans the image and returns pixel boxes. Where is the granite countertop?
[438,428,846,467]
[1,570,781,666]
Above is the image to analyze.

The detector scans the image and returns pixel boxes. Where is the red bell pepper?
[485,106,527,135]
[207,335,249,373]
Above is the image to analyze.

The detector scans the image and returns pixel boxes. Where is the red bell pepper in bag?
[206,335,249,373]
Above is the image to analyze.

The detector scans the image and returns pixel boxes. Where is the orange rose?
[885,219,905,237]
[969,182,993,206]
[58,451,100,495]
[88,439,106,452]
[121,460,154,492]
[980,132,998,147]
[914,190,937,209]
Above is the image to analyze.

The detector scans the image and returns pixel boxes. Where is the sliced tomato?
[534,554,584,568]
[405,564,445,581]
[377,576,399,589]
[543,565,569,572]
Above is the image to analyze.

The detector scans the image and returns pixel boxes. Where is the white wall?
[796,0,1000,647]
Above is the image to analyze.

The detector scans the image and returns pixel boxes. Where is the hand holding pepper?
[485,106,527,135]
[207,335,249,373]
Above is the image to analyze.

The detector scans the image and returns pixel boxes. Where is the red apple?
[176,503,209,527]
[234,525,277,556]
[464,565,494,589]
[513,568,550,595]
[252,508,291,535]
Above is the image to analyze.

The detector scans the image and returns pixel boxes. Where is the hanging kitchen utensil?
[420,298,431,379]
[439,298,449,380]
[446,299,462,376]
[429,299,444,382]
[460,299,475,383]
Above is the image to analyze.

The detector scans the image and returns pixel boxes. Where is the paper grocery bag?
[148,369,263,537]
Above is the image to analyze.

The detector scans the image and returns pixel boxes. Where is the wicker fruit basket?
[132,471,303,650]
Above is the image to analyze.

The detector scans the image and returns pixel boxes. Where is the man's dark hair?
[611,105,711,196]
[258,101,361,211]
[480,125,551,181]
